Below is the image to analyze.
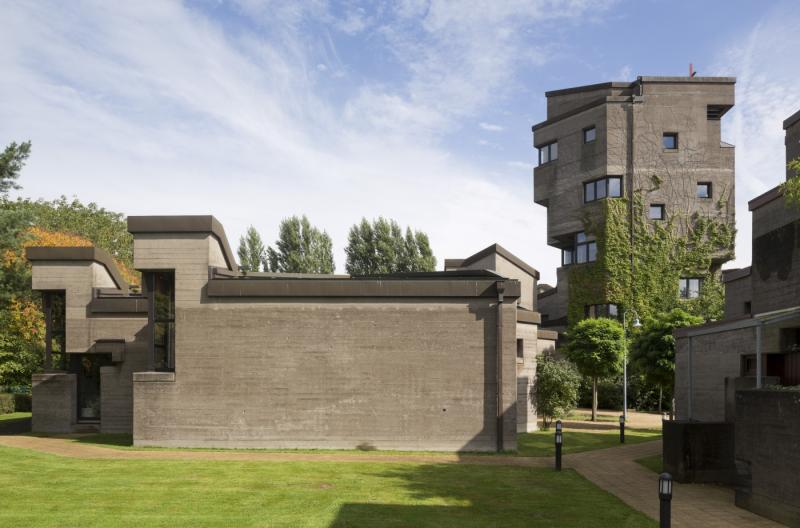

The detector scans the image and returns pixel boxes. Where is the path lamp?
[619,415,625,444]
[554,420,563,471]
[658,472,673,528]
[622,310,642,421]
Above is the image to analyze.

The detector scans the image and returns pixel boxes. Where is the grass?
[636,454,663,474]
[0,445,656,527]
[0,411,31,422]
[565,410,620,423]
[517,429,661,458]
[65,429,662,459]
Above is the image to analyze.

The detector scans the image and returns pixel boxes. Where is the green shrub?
[535,355,581,429]
[0,392,30,413]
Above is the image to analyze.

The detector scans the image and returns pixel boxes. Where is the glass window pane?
[596,180,607,199]
[550,142,558,160]
[679,278,687,298]
[540,147,548,164]
[609,177,621,197]
[576,244,587,264]
[576,231,586,243]
[584,182,595,202]
[562,249,573,266]
[608,304,618,318]
[697,183,710,198]
[588,242,597,262]
[689,279,701,298]
[663,133,677,149]
[649,205,664,220]
[584,127,596,143]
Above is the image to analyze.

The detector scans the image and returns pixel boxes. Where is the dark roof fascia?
[722,267,752,283]
[784,108,800,130]
[460,244,540,279]
[517,310,542,325]
[637,76,736,85]
[25,246,127,290]
[748,186,783,211]
[88,297,148,315]
[673,314,752,338]
[207,278,521,299]
[532,97,607,132]
[127,215,237,271]
[544,81,633,98]
[211,268,351,280]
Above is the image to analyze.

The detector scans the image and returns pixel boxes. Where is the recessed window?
[517,339,524,359]
[583,126,596,143]
[538,141,558,165]
[744,301,752,314]
[584,177,622,203]
[146,271,176,371]
[697,182,712,199]
[649,204,665,220]
[585,304,619,319]
[562,248,574,266]
[663,133,678,150]
[679,277,702,299]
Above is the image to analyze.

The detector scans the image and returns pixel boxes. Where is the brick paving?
[567,440,785,527]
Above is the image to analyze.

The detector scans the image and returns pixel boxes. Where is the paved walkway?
[568,440,784,528]
[0,434,785,527]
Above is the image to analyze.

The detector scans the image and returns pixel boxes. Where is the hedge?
[0,393,32,414]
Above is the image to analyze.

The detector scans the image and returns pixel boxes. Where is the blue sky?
[1,0,799,283]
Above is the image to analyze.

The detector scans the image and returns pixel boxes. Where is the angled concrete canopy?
[25,246,127,290]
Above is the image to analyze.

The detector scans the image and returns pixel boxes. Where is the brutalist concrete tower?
[533,76,736,334]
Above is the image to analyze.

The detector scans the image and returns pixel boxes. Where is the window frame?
[584,303,619,319]
[574,231,597,264]
[538,141,558,165]
[649,204,665,220]
[583,126,596,143]
[583,176,623,204]
[145,271,176,372]
[663,132,678,150]
[679,277,703,299]
[697,182,712,199]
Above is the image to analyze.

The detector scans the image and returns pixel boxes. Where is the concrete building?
[669,110,800,526]
[533,76,736,332]
[28,217,554,451]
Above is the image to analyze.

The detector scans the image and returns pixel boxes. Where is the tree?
[345,217,436,275]
[782,157,800,208]
[266,215,334,273]
[534,355,581,429]
[237,225,266,272]
[630,308,702,413]
[0,141,31,196]
[565,317,625,421]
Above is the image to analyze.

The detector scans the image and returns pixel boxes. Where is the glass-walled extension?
[145,271,175,371]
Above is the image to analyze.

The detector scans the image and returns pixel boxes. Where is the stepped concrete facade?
[533,76,736,333]
[28,217,554,451]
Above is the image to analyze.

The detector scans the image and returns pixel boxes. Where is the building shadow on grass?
[0,417,31,435]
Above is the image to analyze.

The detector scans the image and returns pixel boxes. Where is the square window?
[584,181,595,202]
[538,142,558,165]
[697,182,711,199]
[663,133,678,150]
[576,245,588,264]
[608,304,619,318]
[649,204,665,220]
[608,177,622,197]
[583,127,596,143]
[679,278,702,299]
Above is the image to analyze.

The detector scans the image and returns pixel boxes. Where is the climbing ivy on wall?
[566,192,734,326]
[782,158,800,209]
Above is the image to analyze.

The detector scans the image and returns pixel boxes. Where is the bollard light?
[658,472,673,528]
[555,420,562,432]
[555,431,562,445]
[619,415,625,444]
[554,429,563,471]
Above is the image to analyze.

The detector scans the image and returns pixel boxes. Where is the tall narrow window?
[146,271,175,371]
[516,339,524,359]
[43,291,66,370]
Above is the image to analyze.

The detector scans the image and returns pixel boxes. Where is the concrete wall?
[100,344,149,434]
[32,373,76,433]
[786,113,800,179]
[516,322,541,433]
[735,389,800,527]
[724,274,752,319]
[135,299,518,451]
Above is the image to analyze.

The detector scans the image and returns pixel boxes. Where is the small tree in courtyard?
[566,318,625,421]
[534,355,581,429]
[630,308,702,414]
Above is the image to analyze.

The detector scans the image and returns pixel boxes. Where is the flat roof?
[784,108,800,130]
[544,76,735,98]
[127,215,237,271]
[25,246,127,290]
[748,185,783,211]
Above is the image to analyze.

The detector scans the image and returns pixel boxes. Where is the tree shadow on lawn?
[329,463,655,528]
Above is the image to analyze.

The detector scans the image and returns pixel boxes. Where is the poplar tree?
[237,226,266,272]
[344,217,436,275]
[266,215,334,273]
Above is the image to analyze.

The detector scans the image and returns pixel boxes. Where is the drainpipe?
[496,281,505,453]
[687,336,693,421]
[756,322,763,388]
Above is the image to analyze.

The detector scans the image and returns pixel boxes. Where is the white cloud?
[0,1,563,281]
[479,122,504,132]
[712,3,800,271]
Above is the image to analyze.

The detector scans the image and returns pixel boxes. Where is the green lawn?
[636,454,663,474]
[0,445,655,527]
[517,429,661,457]
[0,411,31,422]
